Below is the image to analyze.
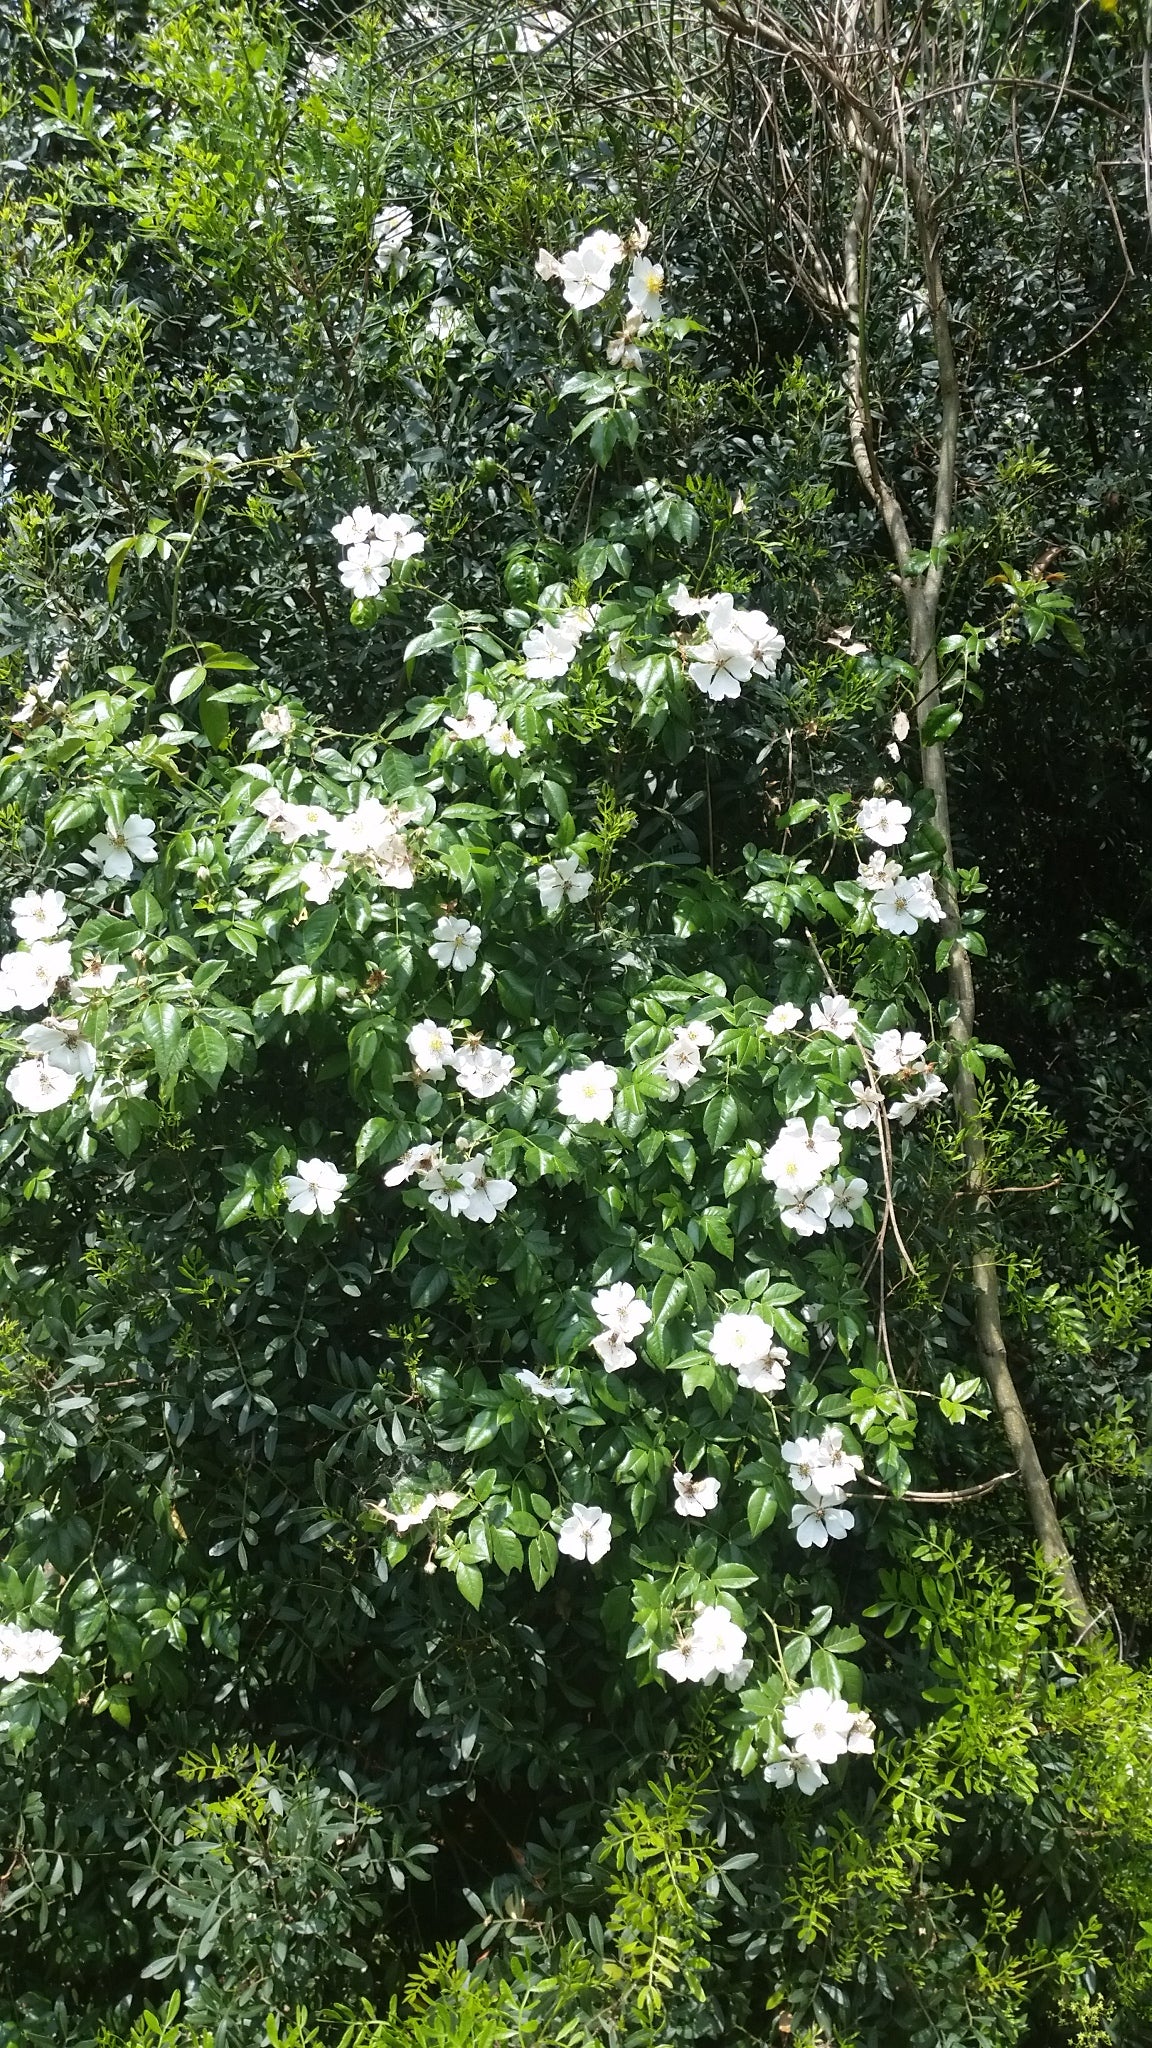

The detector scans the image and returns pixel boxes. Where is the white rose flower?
[522,620,581,678]
[283,1157,347,1216]
[790,1488,855,1547]
[515,11,570,54]
[407,1020,456,1079]
[857,796,912,847]
[762,1115,841,1193]
[782,1686,858,1764]
[428,916,481,971]
[0,1622,64,1679]
[590,1329,637,1373]
[557,1502,613,1562]
[871,1028,929,1076]
[338,539,392,598]
[841,1080,881,1129]
[20,1019,96,1080]
[373,204,414,271]
[536,855,593,911]
[809,993,858,1040]
[260,705,295,741]
[734,1350,788,1394]
[297,858,347,904]
[557,1061,617,1124]
[454,1043,515,1101]
[591,1280,651,1339]
[888,1073,949,1125]
[427,298,465,343]
[828,1174,868,1228]
[657,1035,703,1089]
[383,1142,442,1186]
[485,719,524,759]
[657,1603,747,1685]
[86,813,157,880]
[762,1747,828,1795]
[457,1157,517,1223]
[858,850,903,890]
[672,1470,721,1519]
[515,1370,576,1405]
[626,254,665,320]
[764,1001,804,1035]
[71,960,123,998]
[708,1311,777,1370]
[776,1182,834,1236]
[9,889,69,943]
[331,505,381,547]
[783,1426,863,1498]
[444,692,498,741]
[0,941,73,1013]
[6,1057,79,1113]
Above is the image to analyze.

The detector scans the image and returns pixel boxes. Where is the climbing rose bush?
[0,231,981,1798]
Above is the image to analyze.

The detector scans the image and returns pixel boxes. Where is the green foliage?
[1,2,1152,2045]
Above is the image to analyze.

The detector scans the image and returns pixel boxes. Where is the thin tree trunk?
[843,154,1096,1636]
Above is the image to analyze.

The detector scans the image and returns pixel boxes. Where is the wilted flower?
[283,1157,347,1216]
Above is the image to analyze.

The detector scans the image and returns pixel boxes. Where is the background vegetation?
[2,2,1152,2043]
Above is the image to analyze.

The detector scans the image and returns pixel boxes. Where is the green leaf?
[217,1188,254,1230]
[198,690,232,751]
[782,1633,812,1679]
[139,1003,186,1079]
[187,1023,228,1088]
[746,1488,777,1538]
[528,1533,558,1590]
[921,703,963,746]
[169,662,207,705]
[302,901,341,963]
[703,1092,739,1151]
[454,1563,484,1610]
